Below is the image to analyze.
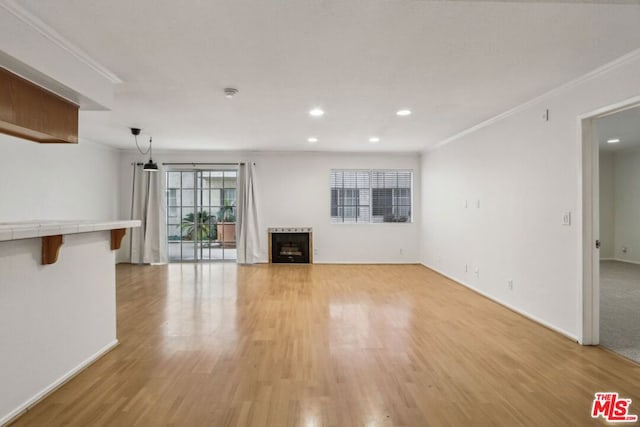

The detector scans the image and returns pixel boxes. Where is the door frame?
[579,95,640,345]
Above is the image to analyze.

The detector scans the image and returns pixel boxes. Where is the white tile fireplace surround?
[268,227,313,264]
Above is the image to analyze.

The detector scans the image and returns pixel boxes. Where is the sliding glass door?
[166,169,237,262]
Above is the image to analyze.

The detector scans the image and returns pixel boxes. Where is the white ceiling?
[596,106,640,152]
[12,0,640,152]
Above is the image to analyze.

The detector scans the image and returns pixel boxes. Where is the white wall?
[612,149,640,263]
[599,151,614,259]
[0,133,120,222]
[0,232,117,425]
[118,150,420,264]
[0,134,126,424]
[420,52,640,339]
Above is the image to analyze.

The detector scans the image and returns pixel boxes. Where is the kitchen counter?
[0,219,140,241]
[0,219,140,424]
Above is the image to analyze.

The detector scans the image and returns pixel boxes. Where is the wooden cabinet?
[0,67,78,144]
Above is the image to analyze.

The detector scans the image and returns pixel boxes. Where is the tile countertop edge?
[0,220,141,242]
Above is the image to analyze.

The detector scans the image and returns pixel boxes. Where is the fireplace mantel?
[268,227,312,233]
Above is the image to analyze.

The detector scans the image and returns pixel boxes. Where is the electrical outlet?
[474,267,480,277]
[562,212,571,226]
[465,264,468,273]
[508,280,513,291]
[399,248,403,255]
[314,248,318,255]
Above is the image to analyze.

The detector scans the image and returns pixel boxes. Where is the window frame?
[330,169,413,224]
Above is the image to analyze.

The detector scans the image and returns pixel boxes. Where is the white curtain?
[236,162,261,264]
[130,164,168,264]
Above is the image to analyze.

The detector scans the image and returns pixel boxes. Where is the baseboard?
[0,339,119,426]
[138,261,420,266]
[253,260,420,265]
[420,263,578,343]
[605,258,640,266]
[313,261,420,265]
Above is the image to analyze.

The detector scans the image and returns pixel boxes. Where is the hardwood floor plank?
[9,263,640,426]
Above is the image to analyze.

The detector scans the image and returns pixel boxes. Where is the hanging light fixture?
[131,128,158,172]
[142,137,158,172]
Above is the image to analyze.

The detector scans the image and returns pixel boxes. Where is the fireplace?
[269,227,312,264]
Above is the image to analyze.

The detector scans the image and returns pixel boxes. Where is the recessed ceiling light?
[309,108,325,117]
[369,137,380,143]
[308,137,318,143]
[396,109,412,117]
[607,138,620,144]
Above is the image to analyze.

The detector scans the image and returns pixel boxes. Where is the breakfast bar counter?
[0,219,140,425]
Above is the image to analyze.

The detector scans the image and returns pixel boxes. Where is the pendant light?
[131,128,158,172]
[143,137,158,172]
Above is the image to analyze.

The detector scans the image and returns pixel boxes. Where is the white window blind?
[330,170,412,224]
[330,170,370,223]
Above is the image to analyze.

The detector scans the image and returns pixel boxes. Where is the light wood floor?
[10,264,640,426]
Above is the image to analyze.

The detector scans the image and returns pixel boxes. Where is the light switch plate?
[562,212,571,226]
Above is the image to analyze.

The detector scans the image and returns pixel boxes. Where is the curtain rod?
[163,162,247,166]
[133,162,251,166]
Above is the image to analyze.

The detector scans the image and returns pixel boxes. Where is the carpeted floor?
[600,260,640,363]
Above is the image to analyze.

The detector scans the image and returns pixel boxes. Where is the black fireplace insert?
[271,232,310,263]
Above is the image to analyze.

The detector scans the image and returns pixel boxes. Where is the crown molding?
[0,0,122,84]
[422,0,640,4]
[427,47,640,152]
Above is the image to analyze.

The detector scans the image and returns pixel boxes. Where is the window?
[330,170,412,223]
[330,170,370,223]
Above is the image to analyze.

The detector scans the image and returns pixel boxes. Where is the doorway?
[581,98,640,358]
[595,106,640,362]
[166,169,237,262]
